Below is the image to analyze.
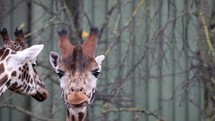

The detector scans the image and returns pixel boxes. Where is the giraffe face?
[49,47,105,107]
[49,27,104,121]
[0,45,48,101]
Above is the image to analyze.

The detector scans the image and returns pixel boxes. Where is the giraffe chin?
[67,92,88,107]
[32,90,49,102]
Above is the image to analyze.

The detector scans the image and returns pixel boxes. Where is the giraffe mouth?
[32,89,49,102]
[67,92,88,106]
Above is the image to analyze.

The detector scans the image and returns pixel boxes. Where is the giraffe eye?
[92,69,100,78]
[57,70,65,78]
[32,61,37,67]
[32,63,36,67]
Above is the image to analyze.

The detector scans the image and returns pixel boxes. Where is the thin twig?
[0,104,59,121]
[103,107,165,121]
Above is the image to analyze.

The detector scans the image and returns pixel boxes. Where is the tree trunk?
[64,0,84,44]
[196,0,215,120]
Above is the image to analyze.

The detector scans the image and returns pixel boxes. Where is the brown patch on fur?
[12,82,18,86]
[9,82,22,90]
[18,74,21,79]
[11,71,16,76]
[71,115,75,121]
[0,48,5,56]
[27,75,30,82]
[23,63,28,69]
[11,51,16,54]
[1,49,9,61]
[23,72,26,80]
[26,86,30,92]
[0,75,8,87]
[5,79,11,87]
[0,63,5,74]
[78,112,84,121]
[15,85,22,89]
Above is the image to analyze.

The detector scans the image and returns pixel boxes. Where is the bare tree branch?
[103,107,165,121]
[0,104,59,121]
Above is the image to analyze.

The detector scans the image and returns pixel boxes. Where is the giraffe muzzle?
[32,88,49,102]
[67,92,88,106]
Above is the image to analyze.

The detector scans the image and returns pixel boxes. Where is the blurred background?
[0,0,215,121]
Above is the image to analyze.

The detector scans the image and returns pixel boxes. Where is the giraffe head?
[0,27,48,102]
[49,27,105,108]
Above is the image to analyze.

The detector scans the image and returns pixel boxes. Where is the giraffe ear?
[13,44,44,62]
[95,55,105,65]
[49,51,60,68]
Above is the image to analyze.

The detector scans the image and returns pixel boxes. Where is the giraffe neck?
[0,48,12,95]
[66,106,87,121]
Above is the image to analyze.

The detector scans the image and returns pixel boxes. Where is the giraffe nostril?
[79,88,83,92]
[70,87,84,92]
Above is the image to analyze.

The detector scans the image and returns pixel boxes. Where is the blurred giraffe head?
[0,27,48,101]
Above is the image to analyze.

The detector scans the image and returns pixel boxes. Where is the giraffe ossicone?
[49,27,105,121]
[0,27,48,102]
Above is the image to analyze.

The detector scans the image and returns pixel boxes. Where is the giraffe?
[49,27,105,121]
[0,27,48,102]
